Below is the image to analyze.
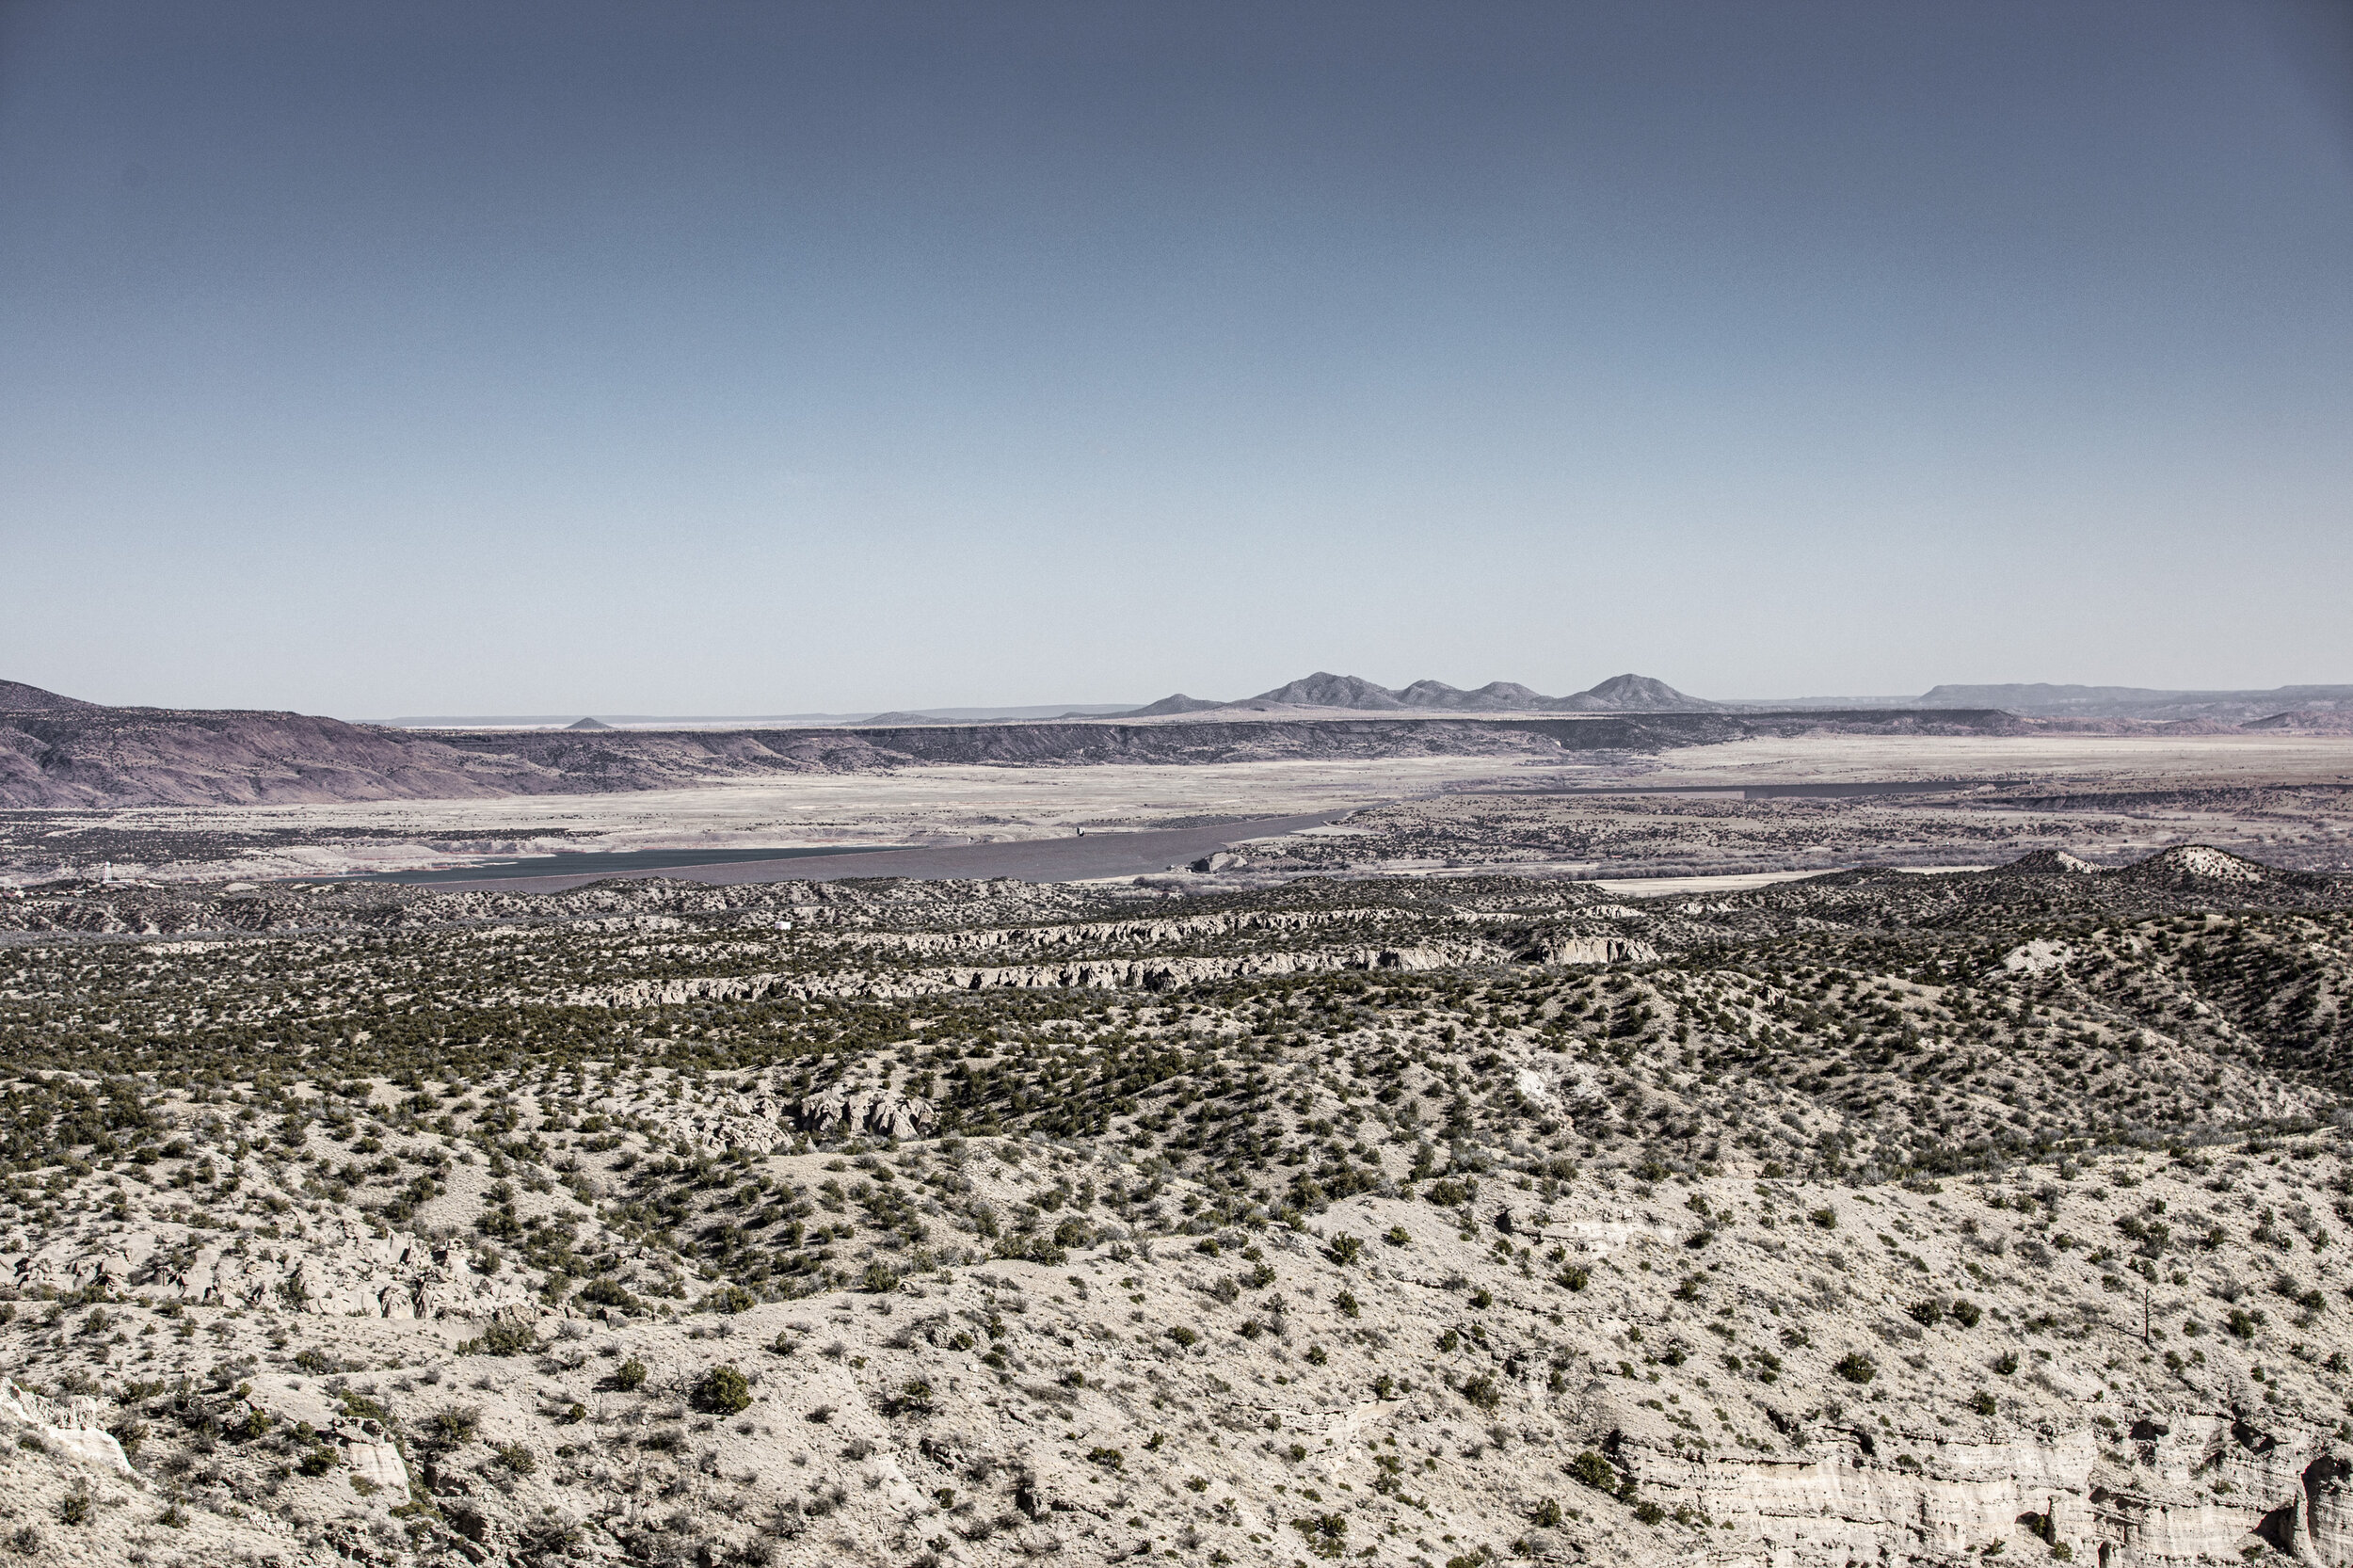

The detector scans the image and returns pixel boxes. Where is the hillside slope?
[2,850,2352,1564]
[0,702,562,808]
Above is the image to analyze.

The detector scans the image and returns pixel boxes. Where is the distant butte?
[1112,670,1728,716]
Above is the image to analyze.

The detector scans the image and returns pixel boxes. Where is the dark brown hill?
[0,680,95,712]
[0,703,558,808]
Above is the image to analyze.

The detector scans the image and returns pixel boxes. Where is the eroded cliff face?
[1607,1408,2353,1566]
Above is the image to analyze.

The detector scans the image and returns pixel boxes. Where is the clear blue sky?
[3,0,2348,715]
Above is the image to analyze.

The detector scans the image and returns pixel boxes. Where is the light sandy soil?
[17,734,2353,887]
[21,757,1574,883]
[1628,733,2353,788]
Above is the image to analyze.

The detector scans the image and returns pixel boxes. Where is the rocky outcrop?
[2,1219,542,1320]
[572,938,1512,1005]
[840,906,1415,957]
[1600,1401,2352,1566]
[0,1381,136,1479]
[1527,934,1660,966]
[798,1083,935,1141]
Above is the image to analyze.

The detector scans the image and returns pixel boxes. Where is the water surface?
[344,844,911,886]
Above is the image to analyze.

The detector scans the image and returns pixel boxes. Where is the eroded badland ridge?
[1,842,2352,1567]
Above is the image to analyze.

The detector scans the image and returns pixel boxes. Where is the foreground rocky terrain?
[0,846,2350,1566]
[1209,782,2353,881]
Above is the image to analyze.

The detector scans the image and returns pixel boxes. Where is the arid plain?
[8,730,2353,888]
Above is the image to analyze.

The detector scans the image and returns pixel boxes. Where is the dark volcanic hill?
[1557,671,1722,711]
[1245,671,1415,709]
[1119,670,1731,715]
[1121,693,1225,716]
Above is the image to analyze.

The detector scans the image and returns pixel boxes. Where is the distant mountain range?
[1114,671,1725,716]
[372,676,2353,728]
[5,670,2345,812]
[1134,674,2353,725]
[1907,682,2353,723]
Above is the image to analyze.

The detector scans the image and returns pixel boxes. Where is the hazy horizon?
[5,1,2349,715]
[19,665,2353,726]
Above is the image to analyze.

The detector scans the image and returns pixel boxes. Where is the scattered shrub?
[1833,1352,1877,1384]
[692,1364,753,1416]
[1568,1451,1618,1492]
[1290,1512,1347,1559]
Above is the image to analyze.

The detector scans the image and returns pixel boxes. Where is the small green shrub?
[691,1364,752,1416]
[430,1405,481,1445]
[1290,1512,1347,1559]
[574,1277,639,1311]
[1568,1451,1617,1492]
[459,1320,539,1357]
